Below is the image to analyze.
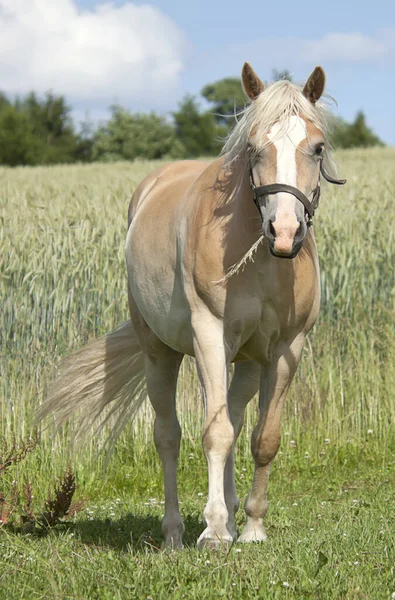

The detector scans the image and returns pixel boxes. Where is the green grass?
[0,149,394,598]
[1,444,394,599]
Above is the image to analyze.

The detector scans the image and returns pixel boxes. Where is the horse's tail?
[37,320,146,446]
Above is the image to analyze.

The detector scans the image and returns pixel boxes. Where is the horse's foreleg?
[238,335,305,543]
[224,361,260,539]
[144,348,184,549]
[193,315,234,549]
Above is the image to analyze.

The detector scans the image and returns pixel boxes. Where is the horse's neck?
[208,157,267,274]
[229,161,263,238]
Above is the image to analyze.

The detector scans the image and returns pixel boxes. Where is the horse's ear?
[242,62,265,101]
[303,66,326,104]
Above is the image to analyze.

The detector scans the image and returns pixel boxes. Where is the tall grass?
[0,150,394,495]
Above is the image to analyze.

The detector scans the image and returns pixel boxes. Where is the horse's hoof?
[197,528,233,551]
[237,526,267,543]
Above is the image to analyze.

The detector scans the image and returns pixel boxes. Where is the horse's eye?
[315,144,324,156]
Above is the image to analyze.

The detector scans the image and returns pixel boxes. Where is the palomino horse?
[40,63,345,549]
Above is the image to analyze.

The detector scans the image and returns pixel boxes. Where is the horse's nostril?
[269,221,276,238]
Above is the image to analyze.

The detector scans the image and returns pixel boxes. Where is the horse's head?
[239,63,344,259]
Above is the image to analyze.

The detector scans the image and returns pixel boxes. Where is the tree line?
[0,74,383,167]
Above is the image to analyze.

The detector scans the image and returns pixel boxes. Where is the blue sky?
[2,0,394,143]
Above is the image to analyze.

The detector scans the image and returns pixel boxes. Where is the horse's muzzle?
[264,218,307,259]
[268,240,303,259]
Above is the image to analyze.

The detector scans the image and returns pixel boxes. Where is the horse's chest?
[230,283,318,364]
[228,300,279,364]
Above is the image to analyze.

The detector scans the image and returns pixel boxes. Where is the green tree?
[173,96,220,157]
[331,111,383,149]
[74,119,95,163]
[0,104,39,166]
[20,92,77,164]
[0,91,80,166]
[92,106,185,162]
[201,78,246,125]
[0,92,10,111]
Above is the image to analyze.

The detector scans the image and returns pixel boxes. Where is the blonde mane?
[221,79,338,178]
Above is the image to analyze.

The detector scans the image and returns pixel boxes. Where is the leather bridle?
[249,159,346,227]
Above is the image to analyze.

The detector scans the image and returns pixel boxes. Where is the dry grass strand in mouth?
[214,234,265,284]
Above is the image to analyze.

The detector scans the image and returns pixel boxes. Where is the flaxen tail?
[38,320,147,446]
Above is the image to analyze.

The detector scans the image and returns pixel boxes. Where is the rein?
[249,161,346,227]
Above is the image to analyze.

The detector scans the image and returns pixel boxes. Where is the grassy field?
[0,149,394,599]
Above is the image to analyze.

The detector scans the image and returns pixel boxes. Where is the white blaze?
[268,116,306,223]
[268,115,307,186]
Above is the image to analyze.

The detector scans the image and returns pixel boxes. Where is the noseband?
[249,160,346,227]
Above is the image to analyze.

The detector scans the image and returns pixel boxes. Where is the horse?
[39,63,346,549]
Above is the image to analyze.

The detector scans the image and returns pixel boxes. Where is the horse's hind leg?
[129,293,184,548]
[224,361,260,539]
[239,335,305,543]
[144,347,184,548]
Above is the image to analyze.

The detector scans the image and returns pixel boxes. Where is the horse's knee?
[202,413,234,458]
[251,429,281,467]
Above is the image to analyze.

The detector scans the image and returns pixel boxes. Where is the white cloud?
[303,32,389,63]
[0,0,188,109]
[226,30,395,75]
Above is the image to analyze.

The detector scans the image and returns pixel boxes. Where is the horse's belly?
[131,279,194,355]
[126,228,194,355]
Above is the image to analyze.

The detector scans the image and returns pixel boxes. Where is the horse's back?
[128,159,211,227]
